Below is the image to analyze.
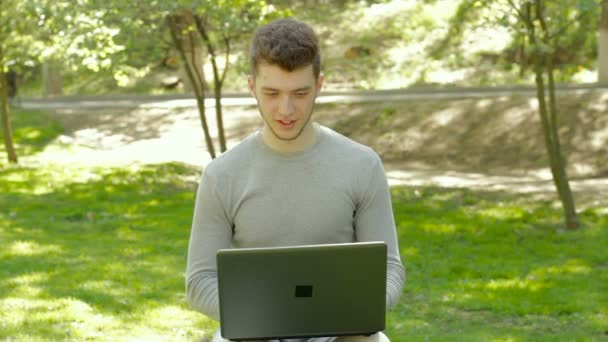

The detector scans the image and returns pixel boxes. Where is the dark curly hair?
[250,18,321,78]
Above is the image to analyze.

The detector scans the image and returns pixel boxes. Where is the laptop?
[217,241,387,341]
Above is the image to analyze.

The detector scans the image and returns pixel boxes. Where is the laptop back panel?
[217,242,387,340]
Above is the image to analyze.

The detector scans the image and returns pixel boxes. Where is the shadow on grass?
[0,162,215,340]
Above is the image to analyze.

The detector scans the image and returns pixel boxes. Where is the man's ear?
[315,73,324,97]
[247,74,256,97]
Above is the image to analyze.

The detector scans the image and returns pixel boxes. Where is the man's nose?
[278,95,295,116]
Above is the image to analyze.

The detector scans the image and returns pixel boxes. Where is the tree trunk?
[194,15,227,153]
[213,76,227,152]
[42,60,63,97]
[0,69,18,163]
[532,64,578,229]
[599,0,608,83]
[521,0,579,229]
[546,63,579,229]
[167,10,216,159]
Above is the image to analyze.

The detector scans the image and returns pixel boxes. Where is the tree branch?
[506,0,525,20]
[220,33,230,86]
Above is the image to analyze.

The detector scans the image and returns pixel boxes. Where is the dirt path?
[37,96,608,207]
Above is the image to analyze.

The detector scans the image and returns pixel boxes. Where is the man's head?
[247,18,324,151]
[249,18,321,79]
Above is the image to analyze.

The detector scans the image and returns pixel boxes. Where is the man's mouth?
[276,120,296,128]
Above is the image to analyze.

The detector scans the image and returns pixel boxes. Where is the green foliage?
[431,0,601,82]
[2,0,604,93]
[0,108,62,161]
[192,0,290,84]
[0,0,125,73]
[296,1,465,88]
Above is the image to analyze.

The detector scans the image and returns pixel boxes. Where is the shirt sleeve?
[186,170,232,322]
[354,155,406,310]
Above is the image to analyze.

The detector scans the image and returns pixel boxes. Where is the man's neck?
[262,123,319,153]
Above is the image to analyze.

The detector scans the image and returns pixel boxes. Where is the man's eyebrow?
[260,86,312,92]
[293,86,312,92]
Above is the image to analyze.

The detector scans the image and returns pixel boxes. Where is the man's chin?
[274,133,301,142]
[269,127,303,142]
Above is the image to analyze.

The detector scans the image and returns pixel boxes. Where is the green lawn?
[1,109,607,341]
[387,187,607,341]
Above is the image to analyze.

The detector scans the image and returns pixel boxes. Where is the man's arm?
[186,170,232,321]
[354,155,405,309]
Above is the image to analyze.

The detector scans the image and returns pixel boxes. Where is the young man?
[186,18,405,342]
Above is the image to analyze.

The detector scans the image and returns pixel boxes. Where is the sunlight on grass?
[478,206,525,220]
[484,277,550,292]
[400,247,418,258]
[116,226,141,241]
[0,297,118,340]
[81,280,130,299]
[589,312,608,333]
[18,127,42,140]
[530,259,592,277]
[422,222,456,234]
[5,240,63,256]
[6,272,50,286]
[4,279,45,298]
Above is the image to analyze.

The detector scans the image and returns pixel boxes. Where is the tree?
[167,9,217,159]
[505,0,598,229]
[191,1,287,153]
[0,1,29,164]
[0,0,125,164]
[434,0,598,228]
[0,57,17,163]
[600,0,608,82]
[430,0,600,82]
[166,1,286,158]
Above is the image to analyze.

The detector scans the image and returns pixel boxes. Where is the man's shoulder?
[203,132,259,177]
[320,125,380,163]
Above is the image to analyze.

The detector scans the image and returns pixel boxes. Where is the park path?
[19,87,608,206]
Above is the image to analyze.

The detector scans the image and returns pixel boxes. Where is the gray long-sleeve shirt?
[186,125,405,322]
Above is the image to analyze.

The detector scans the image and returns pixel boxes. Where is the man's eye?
[295,92,309,97]
[264,93,278,97]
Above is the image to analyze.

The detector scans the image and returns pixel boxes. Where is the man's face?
[248,63,323,142]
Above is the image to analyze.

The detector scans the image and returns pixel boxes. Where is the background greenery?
[8,0,604,96]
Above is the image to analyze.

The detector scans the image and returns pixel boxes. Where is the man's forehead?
[254,62,315,80]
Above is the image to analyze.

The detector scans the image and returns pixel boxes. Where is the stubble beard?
[258,102,316,142]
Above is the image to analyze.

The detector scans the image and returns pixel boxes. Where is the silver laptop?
[217,241,387,341]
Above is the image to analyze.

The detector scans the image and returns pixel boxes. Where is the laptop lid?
[217,242,387,341]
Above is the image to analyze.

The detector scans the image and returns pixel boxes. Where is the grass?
[0,107,62,160]
[386,187,608,341]
[0,162,214,341]
[1,109,608,341]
